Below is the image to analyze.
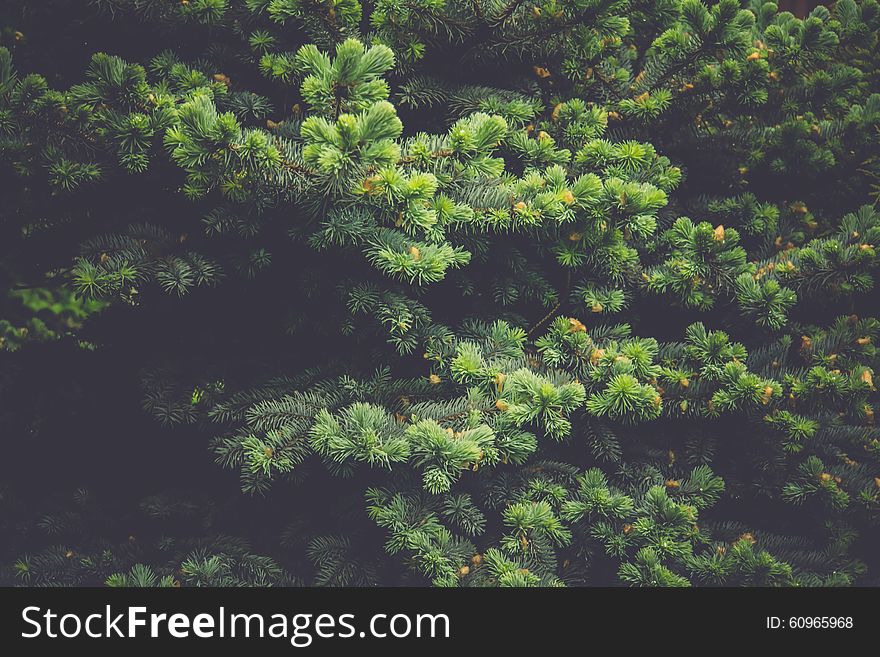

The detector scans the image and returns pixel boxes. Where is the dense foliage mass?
[1,0,878,586]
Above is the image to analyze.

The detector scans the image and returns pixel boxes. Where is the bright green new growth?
[2,0,879,588]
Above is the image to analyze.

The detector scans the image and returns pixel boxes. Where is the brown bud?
[568,318,587,333]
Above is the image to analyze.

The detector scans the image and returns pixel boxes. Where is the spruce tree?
[1,0,878,587]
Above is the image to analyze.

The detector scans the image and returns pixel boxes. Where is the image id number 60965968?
[766,617,854,630]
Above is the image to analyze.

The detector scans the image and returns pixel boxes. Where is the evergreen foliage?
[0,0,878,586]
